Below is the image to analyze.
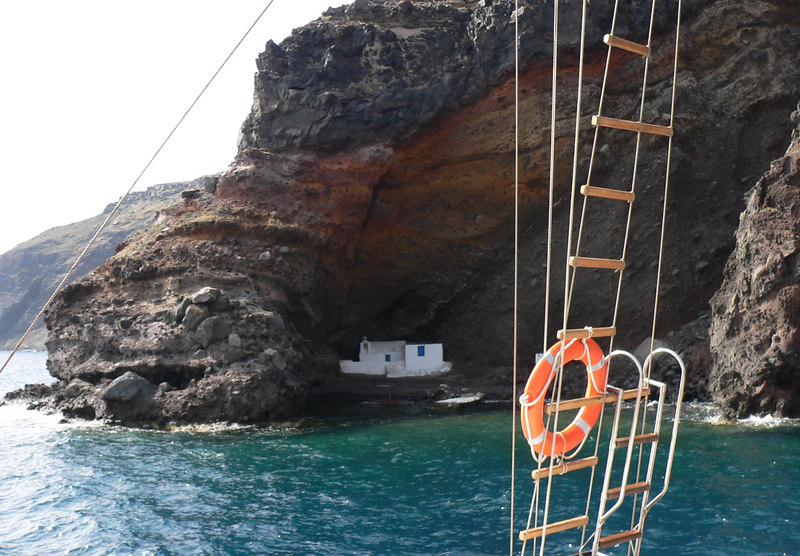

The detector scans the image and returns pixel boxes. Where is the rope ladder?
[512,1,688,554]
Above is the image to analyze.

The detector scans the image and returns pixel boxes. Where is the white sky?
[0,0,349,255]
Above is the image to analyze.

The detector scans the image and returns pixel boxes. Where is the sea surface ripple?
[1,351,798,555]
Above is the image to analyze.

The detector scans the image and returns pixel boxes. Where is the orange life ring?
[520,339,608,457]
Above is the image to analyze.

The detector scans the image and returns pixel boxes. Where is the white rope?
[523,0,561,551]
[510,1,520,552]
[625,0,661,542]
[579,391,606,551]
[0,0,278,377]
[538,1,605,550]
[523,0,684,552]
[563,0,621,331]
[543,0,559,354]
[650,0,683,367]
[610,0,658,358]
[522,356,565,555]
[522,467,544,556]
[538,339,566,556]
[522,403,558,556]
[628,3,684,551]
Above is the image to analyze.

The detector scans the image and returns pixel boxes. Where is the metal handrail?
[643,348,686,511]
[592,350,645,554]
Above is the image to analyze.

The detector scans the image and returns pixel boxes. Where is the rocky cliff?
[710,104,800,418]
[0,180,199,350]
[22,0,800,424]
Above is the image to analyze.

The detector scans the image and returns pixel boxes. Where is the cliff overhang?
[24,0,800,423]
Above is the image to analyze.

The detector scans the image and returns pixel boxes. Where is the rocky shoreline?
[8,0,800,424]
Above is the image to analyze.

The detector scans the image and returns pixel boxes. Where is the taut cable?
[0,0,278,376]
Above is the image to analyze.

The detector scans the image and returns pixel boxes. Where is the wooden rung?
[607,481,651,500]
[580,185,635,202]
[592,115,673,137]
[557,326,616,340]
[531,457,598,480]
[603,33,650,57]
[598,528,642,549]
[569,256,626,271]
[519,515,590,541]
[615,432,659,449]
[545,387,651,414]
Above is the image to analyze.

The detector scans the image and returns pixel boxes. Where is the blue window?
[385,354,391,362]
[417,345,425,357]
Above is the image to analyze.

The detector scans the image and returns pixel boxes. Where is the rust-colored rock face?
[710,105,800,418]
[38,0,800,423]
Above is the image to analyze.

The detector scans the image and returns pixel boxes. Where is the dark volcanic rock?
[240,0,695,153]
[43,267,321,425]
[709,104,800,418]
[182,304,209,331]
[103,371,152,403]
[197,316,230,348]
[33,0,800,424]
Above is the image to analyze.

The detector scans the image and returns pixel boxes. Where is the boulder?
[264,311,285,330]
[65,378,93,398]
[190,287,221,304]
[264,348,287,371]
[182,304,209,331]
[633,338,668,365]
[197,316,230,348]
[158,382,176,393]
[103,371,152,403]
[202,175,219,194]
[172,297,192,324]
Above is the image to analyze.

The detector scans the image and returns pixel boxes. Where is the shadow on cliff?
[30,0,800,423]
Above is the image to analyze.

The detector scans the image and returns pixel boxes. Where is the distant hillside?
[0,178,205,349]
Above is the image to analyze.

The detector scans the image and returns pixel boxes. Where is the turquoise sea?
[1,351,798,555]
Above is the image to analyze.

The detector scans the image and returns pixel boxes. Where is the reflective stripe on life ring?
[519,339,608,457]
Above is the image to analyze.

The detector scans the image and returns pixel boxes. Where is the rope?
[520,0,683,552]
[510,0,520,553]
[538,339,568,556]
[0,0,277,377]
[521,361,560,556]
[628,3,684,551]
[579,393,606,552]
[529,1,560,550]
[543,0,559,354]
[610,0,657,358]
[650,0,683,372]
[564,0,621,333]
[625,0,661,542]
